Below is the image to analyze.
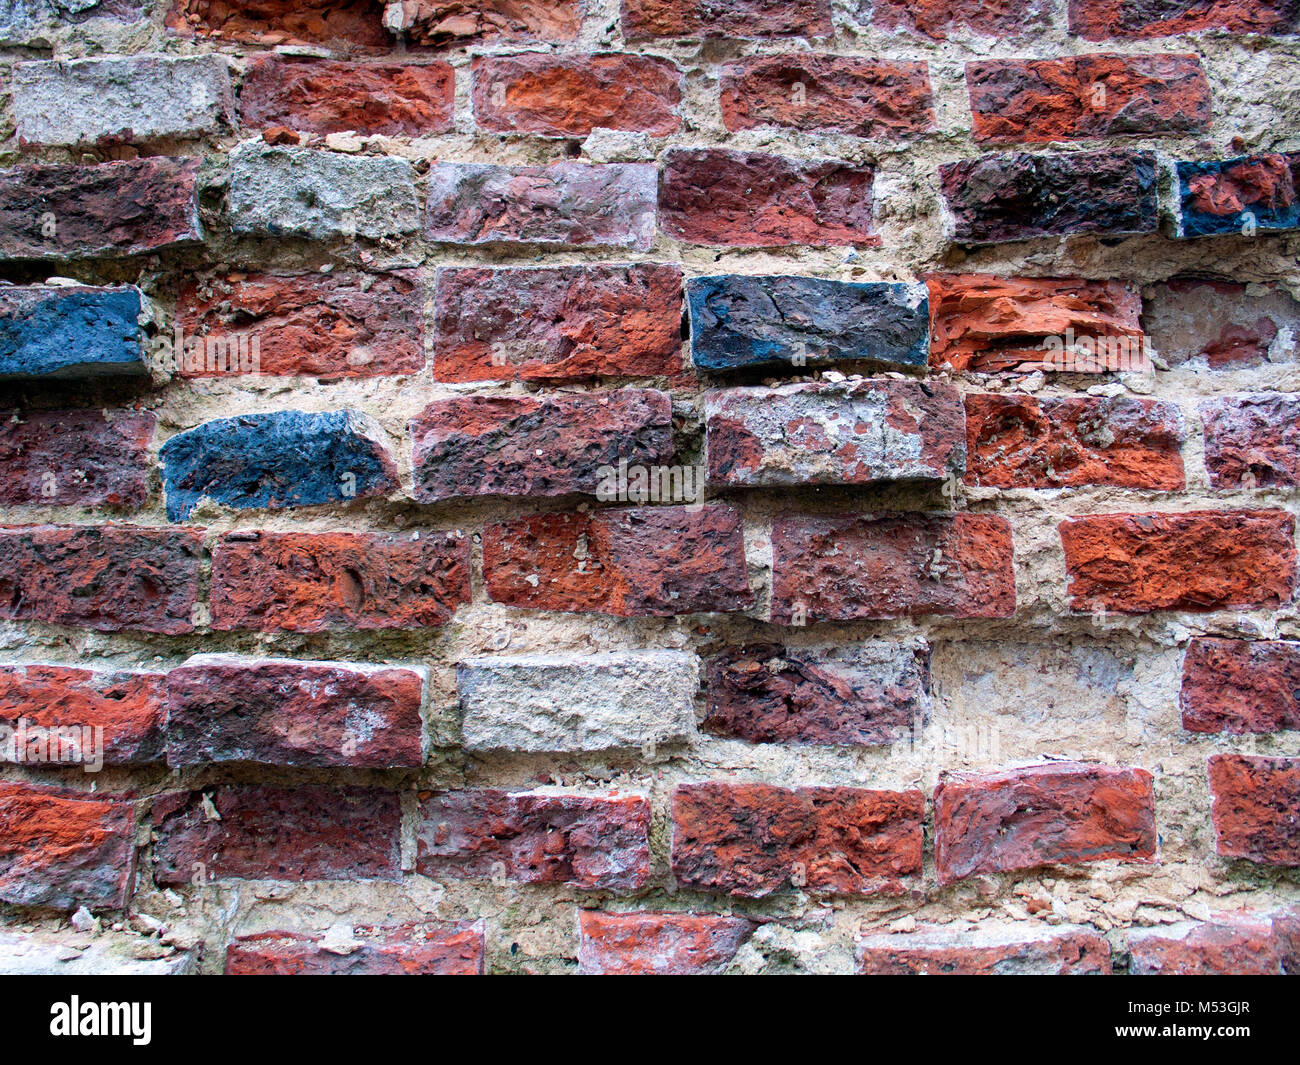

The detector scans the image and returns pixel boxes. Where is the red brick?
[659,149,877,247]
[0,524,202,635]
[210,531,470,633]
[0,664,165,766]
[0,158,201,261]
[1060,510,1296,614]
[0,782,136,910]
[484,505,753,617]
[1068,0,1299,40]
[577,911,754,975]
[1208,755,1300,866]
[164,656,426,769]
[391,0,582,46]
[166,0,391,48]
[1127,911,1300,975]
[175,270,424,379]
[416,789,651,891]
[622,0,832,39]
[226,922,485,975]
[926,273,1144,374]
[432,264,682,383]
[1143,279,1300,371]
[1201,395,1300,489]
[671,782,924,898]
[0,409,155,507]
[703,642,929,746]
[411,390,673,503]
[473,53,682,137]
[964,394,1185,490]
[934,763,1156,884]
[771,513,1016,623]
[967,54,1210,144]
[152,787,401,885]
[720,56,933,137]
[871,0,1053,39]
[1181,638,1300,734]
[239,57,454,137]
[857,923,1111,975]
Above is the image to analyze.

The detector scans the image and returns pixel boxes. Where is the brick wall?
[0,0,1297,976]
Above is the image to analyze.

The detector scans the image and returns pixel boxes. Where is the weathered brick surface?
[706,380,965,488]
[720,56,933,137]
[670,782,924,898]
[934,763,1157,884]
[167,0,393,48]
[0,928,194,975]
[926,274,1143,374]
[688,275,929,373]
[1175,155,1300,238]
[857,924,1110,975]
[660,149,877,247]
[0,664,166,767]
[941,151,1158,245]
[411,390,674,502]
[175,270,425,378]
[426,162,657,249]
[432,264,684,383]
[484,505,753,617]
[622,0,832,39]
[152,787,402,884]
[0,525,202,635]
[159,410,399,521]
[228,143,420,241]
[1068,0,1300,40]
[13,55,232,146]
[1143,280,1300,370]
[392,0,582,46]
[0,409,155,507]
[0,286,145,380]
[967,54,1209,144]
[1208,755,1300,866]
[871,0,1053,39]
[1127,913,1300,975]
[239,57,454,137]
[2,0,143,45]
[473,53,683,136]
[964,395,1185,490]
[416,790,652,890]
[771,514,1016,623]
[1181,638,1300,734]
[211,531,470,633]
[0,783,136,910]
[225,923,485,975]
[703,642,929,746]
[1060,510,1297,614]
[458,651,698,753]
[165,656,426,769]
[0,158,202,260]
[1201,395,1300,488]
[577,912,754,975]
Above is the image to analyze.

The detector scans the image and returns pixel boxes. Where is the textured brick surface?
[167,0,393,47]
[416,790,652,891]
[211,530,469,633]
[1202,394,1300,488]
[1209,755,1300,866]
[1175,155,1300,238]
[164,655,426,769]
[622,0,832,39]
[0,286,145,380]
[2,0,143,45]
[1060,510,1297,614]
[392,0,582,46]
[0,409,155,507]
[671,782,924,898]
[485,505,753,617]
[225,923,485,975]
[1127,913,1300,975]
[706,380,965,488]
[871,0,1052,39]
[1143,280,1300,370]
[660,149,877,247]
[771,513,1016,623]
[1069,0,1300,40]
[577,912,753,975]
[934,763,1157,884]
[1181,638,1300,734]
[704,642,929,746]
[857,924,1110,975]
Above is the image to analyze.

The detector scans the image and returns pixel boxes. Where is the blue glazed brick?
[1175,155,1300,239]
[687,275,929,373]
[160,410,400,521]
[0,285,144,379]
